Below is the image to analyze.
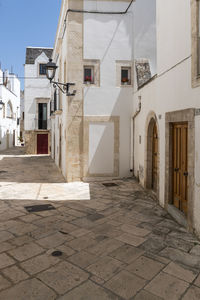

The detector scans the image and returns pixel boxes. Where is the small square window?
[121,67,131,85]
[84,66,94,84]
[39,64,47,76]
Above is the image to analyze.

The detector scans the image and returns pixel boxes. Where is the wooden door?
[173,123,188,215]
[37,134,48,154]
[152,122,158,191]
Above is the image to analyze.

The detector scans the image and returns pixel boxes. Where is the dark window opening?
[84,67,94,83]
[38,103,47,130]
[39,64,47,75]
[121,67,131,85]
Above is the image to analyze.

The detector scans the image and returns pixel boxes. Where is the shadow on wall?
[0,131,14,151]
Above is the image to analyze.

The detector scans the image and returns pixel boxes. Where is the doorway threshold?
[167,204,187,228]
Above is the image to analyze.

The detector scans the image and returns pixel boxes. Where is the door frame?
[165,109,195,230]
[145,112,160,199]
[172,122,188,215]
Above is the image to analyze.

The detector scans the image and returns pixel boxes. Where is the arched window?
[7,101,13,118]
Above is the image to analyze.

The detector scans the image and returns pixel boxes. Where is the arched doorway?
[146,116,159,194]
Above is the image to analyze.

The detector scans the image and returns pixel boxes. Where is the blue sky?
[0,0,62,89]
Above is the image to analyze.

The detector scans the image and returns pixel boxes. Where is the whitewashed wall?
[83,0,134,177]
[133,0,200,235]
[0,72,20,151]
[24,52,51,131]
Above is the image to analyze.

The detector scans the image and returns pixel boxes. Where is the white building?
[20,90,24,143]
[0,68,20,151]
[133,0,200,237]
[24,47,53,154]
[51,0,135,182]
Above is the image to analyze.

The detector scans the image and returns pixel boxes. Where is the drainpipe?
[130,95,141,176]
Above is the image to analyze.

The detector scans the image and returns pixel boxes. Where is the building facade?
[24,47,53,154]
[133,0,200,237]
[51,0,135,182]
[0,69,20,151]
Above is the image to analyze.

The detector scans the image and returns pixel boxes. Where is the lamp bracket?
[51,81,76,96]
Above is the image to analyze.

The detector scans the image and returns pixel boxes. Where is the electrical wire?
[62,0,135,38]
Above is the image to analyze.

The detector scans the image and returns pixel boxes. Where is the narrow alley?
[0,148,199,299]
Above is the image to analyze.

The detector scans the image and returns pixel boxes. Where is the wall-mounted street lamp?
[45,59,76,96]
[0,98,5,110]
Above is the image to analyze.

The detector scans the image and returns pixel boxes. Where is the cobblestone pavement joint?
[0,147,200,299]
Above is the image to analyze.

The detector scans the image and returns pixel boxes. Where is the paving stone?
[0,278,56,300]
[159,247,200,269]
[87,256,125,281]
[121,223,151,237]
[0,242,15,254]
[0,230,14,242]
[86,238,123,257]
[8,242,44,262]
[90,275,105,285]
[194,273,200,287]
[163,261,198,283]
[190,245,200,256]
[48,244,76,257]
[8,222,37,236]
[116,232,147,247]
[68,235,98,251]
[145,272,189,300]
[144,253,171,265]
[109,244,144,263]
[139,235,166,254]
[0,253,15,269]
[165,235,194,252]
[20,253,60,275]
[19,214,41,223]
[67,209,87,217]
[28,227,57,240]
[2,265,29,283]
[126,256,164,280]
[9,235,33,246]
[37,261,89,294]
[58,280,119,300]
[36,232,70,249]
[71,217,98,229]
[134,290,163,300]
[70,228,91,237]
[104,270,146,299]
[91,223,122,238]
[168,230,199,243]
[0,274,11,291]
[67,250,98,268]
[53,221,79,233]
[182,285,200,300]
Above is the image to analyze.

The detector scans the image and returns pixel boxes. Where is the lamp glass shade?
[45,59,57,81]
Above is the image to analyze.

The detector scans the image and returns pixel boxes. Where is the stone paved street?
[0,148,200,299]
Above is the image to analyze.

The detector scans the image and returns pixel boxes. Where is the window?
[121,67,131,85]
[38,103,47,129]
[84,66,94,84]
[7,102,12,118]
[39,64,47,75]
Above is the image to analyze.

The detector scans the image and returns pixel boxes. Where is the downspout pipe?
[131,96,141,176]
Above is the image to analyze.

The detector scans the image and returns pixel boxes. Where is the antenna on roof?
[11,65,13,74]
